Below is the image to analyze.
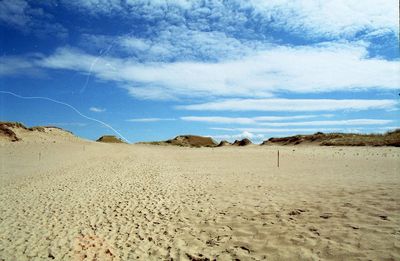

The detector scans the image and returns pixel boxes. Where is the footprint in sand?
[73,235,119,261]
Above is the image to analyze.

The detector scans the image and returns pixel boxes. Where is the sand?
[0,140,399,260]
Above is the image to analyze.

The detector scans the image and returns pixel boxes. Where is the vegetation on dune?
[217,140,232,147]
[0,123,20,142]
[2,121,399,147]
[262,130,400,147]
[96,135,126,144]
[0,121,75,142]
[232,138,252,146]
[166,135,217,147]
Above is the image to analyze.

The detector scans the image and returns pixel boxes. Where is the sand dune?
[217,140,232,147]
[0,136,399,260]
[96,135,126,143]
[0,122,86,144]
[262,130,400,147]
[141,135,217,147]
[232,138,253,146]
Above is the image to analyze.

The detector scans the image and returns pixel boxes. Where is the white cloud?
[119,37,149,52]
[257,119,392,127]
[182,116,255,124]
[210,126,382,143]
[181,116,393,126]
[210,126,399,141]
[0,0,30,27]
[211,131,265,143]
[89,107,106,113]
[126,118,175,122]
[63,0,123,15]
[62,0,398,41]
[212,127,344,133]
[79,28,269,62]
[215,124,391,134]
[245,0,398,38]
[0,56,35,76]
[37,43,399,100]
[48,122,87,127]
[181,115,321,124]
[178,98,397,111]
[0,54,45,77]
[378,126,400,131]
[0,0,68,37]
[205,117,396,143]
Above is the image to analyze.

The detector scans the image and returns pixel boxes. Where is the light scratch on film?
[0,91,130,143]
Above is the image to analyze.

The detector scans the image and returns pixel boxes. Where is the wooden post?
[277,150,280,168]
[39,152,41,161]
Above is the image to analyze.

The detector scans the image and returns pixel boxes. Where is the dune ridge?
[139,135,217,147]
[2,121,400,147]
[262,130,400,147]
[96,135,126,143]
[0,121,80,143]
[232,138,253,146]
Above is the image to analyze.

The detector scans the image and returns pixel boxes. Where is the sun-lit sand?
[0,133,399,260]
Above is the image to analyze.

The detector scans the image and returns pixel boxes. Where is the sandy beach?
[0,137,399,260]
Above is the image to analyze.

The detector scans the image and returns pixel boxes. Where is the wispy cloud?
[89,107,106,113]
[126,118,176,122]
[2,0,399,101]
[255,119,393,127]
[2,0,397,142]
[35,43,399,101]
[207,117,396,143]
[210,127,366,143]
[182,116,393,126]
[178,98,397,111]
[0,55,43,77]
[212,131,265,143]
[211,127,344,133]
[48,122,87,127]
[182,115,327,124]
[209,124,400,144]
[245,0,398,39]
[0,0,31,28]
[0,0,68,37]
[212,125,392,134]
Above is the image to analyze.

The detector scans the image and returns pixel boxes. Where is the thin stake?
[277,150,280,168]
[39,152,41,161]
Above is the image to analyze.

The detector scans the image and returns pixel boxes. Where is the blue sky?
[0,0,399,143]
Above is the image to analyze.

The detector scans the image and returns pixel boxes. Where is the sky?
[0,0,399,143]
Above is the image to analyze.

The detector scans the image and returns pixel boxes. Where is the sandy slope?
[0,141,399,260]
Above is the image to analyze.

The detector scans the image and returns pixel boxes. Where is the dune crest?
[0,121,82,143]
[140,135,217,147]
[96,135,126,143]
[262,130,400,146]
[232,138,252,146]
[217,140,232,147]
[166,135,217,147]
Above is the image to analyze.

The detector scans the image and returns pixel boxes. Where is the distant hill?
[96,135,125,143]
[140,135,217,147]
[262,130,400,147]
[166,135,217,147]
[217,140,232,147]
[232,138,252,146]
